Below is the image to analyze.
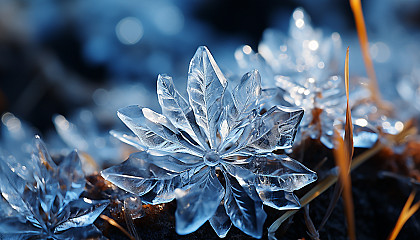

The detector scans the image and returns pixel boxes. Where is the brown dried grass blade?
[388,190,420,240]
[349,0,382,104]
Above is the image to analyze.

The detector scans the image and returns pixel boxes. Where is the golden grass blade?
[388,190,420,240]
[349,0,382,104]
[344,47,354,160]
[333,129,356,240]
[318,48,353,231]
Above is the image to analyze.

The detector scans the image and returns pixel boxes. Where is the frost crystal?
[53,109,123,174]
[0,136,108,239]
[235,8,378,148]
[102,46,317,238]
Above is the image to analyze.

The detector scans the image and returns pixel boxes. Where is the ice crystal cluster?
[53,109,124,173]
[235,8,381,148]
[0,136,108,239]
[102,46,317,238]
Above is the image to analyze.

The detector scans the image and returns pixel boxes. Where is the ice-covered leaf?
[231,70,262,121]
[187,46,227,149]
[102,151,202,201]
[249,106,304,151]
[209,200,232,238]
[58,151,85,205]
[224,171,267,239]
[175,168,224,235]
[118,105,203,156]
[257,190,300,210]
[54,198,108,233]
[110,130,145,150]
[157,74,207,149]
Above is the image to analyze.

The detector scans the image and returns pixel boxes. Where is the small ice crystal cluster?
[102,46,317,238]
[0,136,108,239]
[235,8,380,148]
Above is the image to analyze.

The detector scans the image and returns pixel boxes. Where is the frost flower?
[102,46,317,238]
[0,136,108,239]
[235,8,379,148]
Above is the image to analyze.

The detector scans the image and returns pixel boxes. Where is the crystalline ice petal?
[101,151,201,200]
[249,106,304,151]
[187,46,227,149]
[32,137,59,215]
[257,190,300,210]
[226,154,317,192]
[141,179,177,204]
[118,105,203,156]
[157,74,207,149]
[0,160,35,219]
[58,151,85,205]
[223,171,266,239]
[109,130,145,150]
[209,200,232,238]
[231,70,262,121]
[175,168,224,235]
[54,198,108,233]
[101,154,175,196]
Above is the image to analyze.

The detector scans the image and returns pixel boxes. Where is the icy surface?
[235,8,379,148]
[0,136,108,239]
[102,46,317,238]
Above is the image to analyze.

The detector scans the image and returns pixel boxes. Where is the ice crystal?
[235,8,378,148]
[102,46,317,238]
[1,113,38,160]
[397,68,420,113]
[53,109,124,174]
[0,136,108,239]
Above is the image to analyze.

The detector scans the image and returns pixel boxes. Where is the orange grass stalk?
[333,133,356,240]
[100,215,136,240]
[388,190,420,240]
[349,0,382,104]
[332,47,356,240]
